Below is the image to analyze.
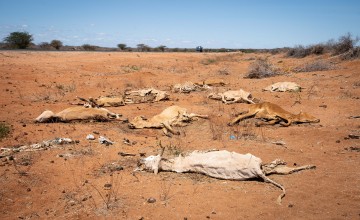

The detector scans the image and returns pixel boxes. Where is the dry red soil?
[0,51,359,219]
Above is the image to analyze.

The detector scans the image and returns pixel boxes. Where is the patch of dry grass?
[245,58,281,79]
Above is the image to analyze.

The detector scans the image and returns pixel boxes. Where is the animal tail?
[259,173,286,205]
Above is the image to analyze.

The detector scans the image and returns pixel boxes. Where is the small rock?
[86,134,95,140]
[123,138,131,145]
[27,188,31,192]
[288,203,294,208]
[104,183,112,188]
[319,104,327,108]
[99,136,114,146]
[348,134,359,139]
[118,152,136,157]
[147,197,156,203]
[272,140,286,146]
[69,200,76,206]
[336,140,340,143]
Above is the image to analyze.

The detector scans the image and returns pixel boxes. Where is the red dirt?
[0,51,359,219]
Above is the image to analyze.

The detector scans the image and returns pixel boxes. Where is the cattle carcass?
[77,96,125,107]
[172,81,210,93]
[263,82,301,92]
[208,89,255,104]
[35,106,122,123]
[138,149,316,204]
[228,102,320,126]
[128,105,208,136]
[1,138,75,158]
[124,88,169,104]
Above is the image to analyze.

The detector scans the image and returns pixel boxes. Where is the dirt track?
[0,51,359,219]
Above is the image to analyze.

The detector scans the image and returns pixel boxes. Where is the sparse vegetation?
[340,47,360,60]
[293,60,336,73]
[245,58,281,78]
[82,44,97,51]
[0,122,10,140]
[201,58,216,65]
[331,33,359,56]
[287,45,311,58]
[39,42,52,50]
[287,33,360,59]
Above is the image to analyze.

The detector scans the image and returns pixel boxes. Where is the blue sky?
[0,0,359,49]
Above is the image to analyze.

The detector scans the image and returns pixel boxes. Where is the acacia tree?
[117,43,127,50]
[50,40,63,50]
[137,44,145,52]
[156,45,167,52]
[3,31,33,49]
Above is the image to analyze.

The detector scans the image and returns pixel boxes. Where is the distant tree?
[3,31,33,49]
[82,44,97,51]
[156,45,167,52]
[143,45,151,52]
[50,40,63,50]
[137,44,145,52]
[117,43,127,50]
[39,42,52,50]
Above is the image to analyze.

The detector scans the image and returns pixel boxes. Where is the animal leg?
[228,111,256,126]
[255,119,279,127]
[162,122,180,135]
[264,164,316,175]
[188,113,209,119]
[107,112,122,120]
[279,120,292,127]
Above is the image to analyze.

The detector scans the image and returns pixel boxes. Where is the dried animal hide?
[263,82,301,92]
[138,150,315,204]
[124,88,169,104]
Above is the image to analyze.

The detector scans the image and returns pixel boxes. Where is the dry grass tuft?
[245,58,281,79]
[293,60,336,73]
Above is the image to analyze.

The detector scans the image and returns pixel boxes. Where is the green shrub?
[50,40,63,50]
[3,31,33,49]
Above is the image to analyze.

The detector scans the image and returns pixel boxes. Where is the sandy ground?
[0,51,359,219]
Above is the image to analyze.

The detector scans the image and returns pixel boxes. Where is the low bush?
[339,47,360,60]
[0,122,10,140]
[245,58,280,79]
[82,44,97,51]
[332,33,359,55]
[293,60,335,73]
[286,45,311,58]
